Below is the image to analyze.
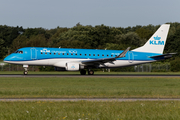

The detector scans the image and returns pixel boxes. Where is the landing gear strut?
[23,65,29,75]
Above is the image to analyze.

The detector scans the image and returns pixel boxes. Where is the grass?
[0,101,180,120]
[1,77,180,98]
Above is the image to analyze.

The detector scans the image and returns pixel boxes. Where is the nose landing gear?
[23,65,29,75]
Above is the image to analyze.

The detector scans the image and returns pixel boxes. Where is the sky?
[0,0,180,29]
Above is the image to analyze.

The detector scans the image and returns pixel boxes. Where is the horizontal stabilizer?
[150,53,177,59]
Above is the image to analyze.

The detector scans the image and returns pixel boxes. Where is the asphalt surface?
[1,98,180,102]
[1,74,180,77]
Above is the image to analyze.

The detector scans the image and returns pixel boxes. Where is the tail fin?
[132,24,170,54]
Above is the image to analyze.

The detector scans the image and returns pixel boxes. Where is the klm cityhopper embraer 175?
[4,24,176,75]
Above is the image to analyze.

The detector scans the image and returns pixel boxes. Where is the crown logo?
[154,36,161,40]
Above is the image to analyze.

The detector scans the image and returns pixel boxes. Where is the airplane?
[4,24,176,75]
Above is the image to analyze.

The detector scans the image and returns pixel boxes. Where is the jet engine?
[65,63,79,71]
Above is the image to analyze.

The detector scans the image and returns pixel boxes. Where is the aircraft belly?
[51,58,87,67]
[103,60,153,68]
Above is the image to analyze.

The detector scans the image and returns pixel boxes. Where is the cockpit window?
[14,50,23,54]
[15,50,19,53]
[19,51,23,54]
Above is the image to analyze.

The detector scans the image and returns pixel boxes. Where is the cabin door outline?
[31,48,37,60]
[128,52,134,63]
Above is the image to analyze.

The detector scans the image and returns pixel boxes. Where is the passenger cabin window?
[50,53,51,55]
[85,54,87,56]
[102,54,104,56]
[71,53,73,55]
[93,54,95,56]
[41,52,43,54]
[89,54,91,56]
[63,53,64,55]
[45,53,47,54]
[54,53,56,55]
[107,55,109,57]
[67,53,69,55]
[58,53,60,55]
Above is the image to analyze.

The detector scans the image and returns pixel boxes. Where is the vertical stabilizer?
[132,24,170,54]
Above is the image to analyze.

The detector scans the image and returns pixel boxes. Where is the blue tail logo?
[150,36,164,45]
[154,36,161,40]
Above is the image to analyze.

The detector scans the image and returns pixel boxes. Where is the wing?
[81,47,130,65]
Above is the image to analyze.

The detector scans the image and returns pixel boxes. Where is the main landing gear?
[80,69,94,75]
[88,70,94,75]
[23,65,29,75]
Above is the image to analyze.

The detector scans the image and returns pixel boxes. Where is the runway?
[1,74,180,77]
[1,98,180,102]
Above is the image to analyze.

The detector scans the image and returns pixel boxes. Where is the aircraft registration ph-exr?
[4,24,176,75]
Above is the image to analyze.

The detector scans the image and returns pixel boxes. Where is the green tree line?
[1,22,180,71]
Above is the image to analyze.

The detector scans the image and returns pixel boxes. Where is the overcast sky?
[0,0,179,29]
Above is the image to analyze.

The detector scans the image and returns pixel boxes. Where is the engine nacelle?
[65,63,79,71]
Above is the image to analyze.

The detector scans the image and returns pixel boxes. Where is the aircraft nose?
[4,55,11,62]
[3,54,16,63]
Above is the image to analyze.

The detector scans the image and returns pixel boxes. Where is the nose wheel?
[24,71,28,75]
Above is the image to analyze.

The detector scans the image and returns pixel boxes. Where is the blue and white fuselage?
[4,47,161,67]
[4,24,175,75]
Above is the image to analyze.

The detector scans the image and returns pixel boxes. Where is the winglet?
[116,47,130,58]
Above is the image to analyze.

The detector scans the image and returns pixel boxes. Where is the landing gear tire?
[23,66,28,75]
[88,70,94,75]
[80,69,86,75]
[24,71,28,75]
